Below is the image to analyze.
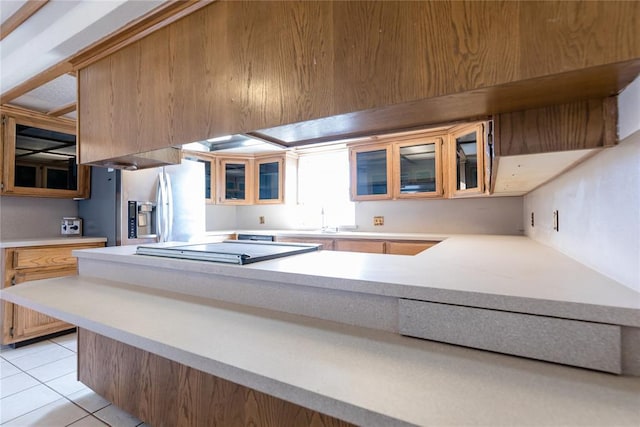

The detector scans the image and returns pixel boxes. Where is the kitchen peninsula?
[2,233,639,426]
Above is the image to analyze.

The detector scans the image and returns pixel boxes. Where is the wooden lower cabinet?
[276,236,440,255]
[277,237,335,251]
[78,329,354,427]
[334,239,385,254]
[1,242,104,344]
[385,241,439,255]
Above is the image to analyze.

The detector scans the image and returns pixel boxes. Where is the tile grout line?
[2,346,76,372]
[0,335,110,426]
[1,334,146,427]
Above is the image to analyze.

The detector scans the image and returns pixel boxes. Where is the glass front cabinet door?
[182,152,215,204]
[448,123,485,197]
[393,137,443,198]
[218,158,253,205]
[255,156,283,204]
[350,144,392,201]
[1,111,89,198]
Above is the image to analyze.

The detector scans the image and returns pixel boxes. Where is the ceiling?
[0,0,167,119]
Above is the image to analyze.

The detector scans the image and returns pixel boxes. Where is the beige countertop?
[2,276,639,427]
[0,236,107,248]
[73,234,640,327]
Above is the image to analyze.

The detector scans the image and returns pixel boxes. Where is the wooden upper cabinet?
[494,99,617,157]
[183,152,294,206]
[255,156,284,204]
[349,126,482,201]
[218,158,253,205]
[393,137,443,199]
[447,123,486,198]
[350,144,393,201]
[490,98,617,195]
[1,107,89,199]
[76,1,639,165]
[182,151,216,204]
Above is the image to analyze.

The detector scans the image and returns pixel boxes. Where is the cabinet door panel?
[449,123,485,197]
[218,158,253,205]
[7,267,77,343]
[183,152,216,204]
[12,307,71,341]
[2,243,103,344]
[334,240,385,254]
[1,109,89,198]
[385,241,438,255]
[394,137,443,199]
[350,144,392,201]
[277,237,334,251]
[256,157,284,204]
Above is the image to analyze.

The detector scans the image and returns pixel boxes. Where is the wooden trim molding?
[70,0,215,70]
[0,0,213,105]
[0,0,49,42]
[1,104,75,132]
[47,102,77,117]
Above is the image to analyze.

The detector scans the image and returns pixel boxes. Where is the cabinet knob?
[11,275,16,286]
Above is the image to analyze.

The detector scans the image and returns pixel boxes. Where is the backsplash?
[0,196,78,240]
[229,196,524,235]
[205,204,237,231]
[354,197,523,234]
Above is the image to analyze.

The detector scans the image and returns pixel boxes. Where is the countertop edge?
[0,237,107,248]
[73,236,640,327]
[2,277,639,427]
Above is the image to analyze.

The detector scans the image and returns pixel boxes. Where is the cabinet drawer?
[13,247,78,269]
[399,299,622,373]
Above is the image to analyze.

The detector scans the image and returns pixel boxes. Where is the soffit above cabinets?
[492,149,600,196]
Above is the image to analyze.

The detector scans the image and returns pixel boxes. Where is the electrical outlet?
[553,210,559,231]
[373,216,384,226]
[259,216,265,224]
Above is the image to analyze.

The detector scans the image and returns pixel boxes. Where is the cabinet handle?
[11,275,16,286]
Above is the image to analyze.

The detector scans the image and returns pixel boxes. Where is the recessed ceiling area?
[11,74,77,119]
[1,0,168,119]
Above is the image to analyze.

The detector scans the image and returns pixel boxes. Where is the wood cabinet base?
[78,329,354,427]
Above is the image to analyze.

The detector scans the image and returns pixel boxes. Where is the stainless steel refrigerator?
[79,159,205,246]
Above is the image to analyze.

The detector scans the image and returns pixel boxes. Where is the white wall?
[0,196,78,240]
[524,77,640,292]
[205,204,237,230]
[234,204,304,230]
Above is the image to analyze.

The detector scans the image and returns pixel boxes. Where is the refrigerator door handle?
[165,172,173,242]
[156,171,166,242]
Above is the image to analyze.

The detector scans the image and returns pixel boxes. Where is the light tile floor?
[0,331,148,427]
